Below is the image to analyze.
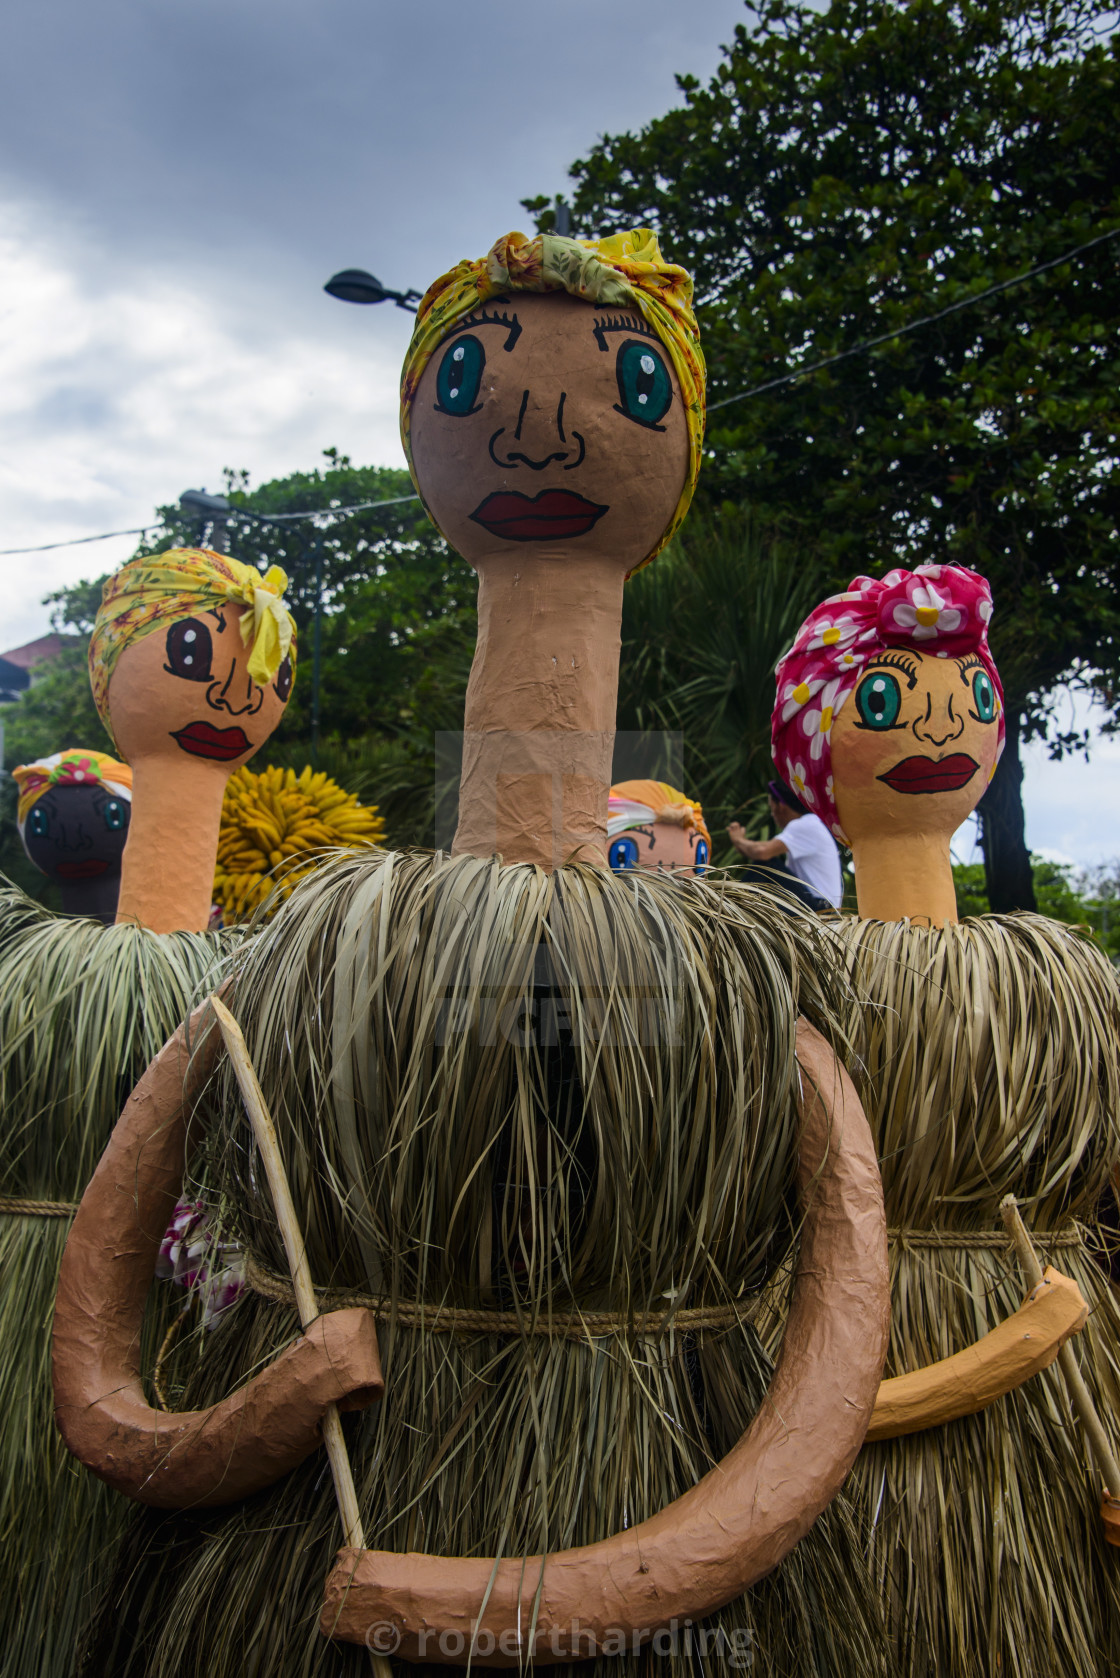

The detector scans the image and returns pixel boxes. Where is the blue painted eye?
[608,835,640,871]
[694,838,709,876]
[436,335,485,416]
[972,670,996,722]
[855,672,902,730]
[614,340,672,428]
[28,807,49,838]
[102,798,128,832]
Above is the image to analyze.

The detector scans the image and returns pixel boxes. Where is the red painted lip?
[171,722,252,761]
[878,753,979,794]
[56,859,108,879]
[469,490,608,542]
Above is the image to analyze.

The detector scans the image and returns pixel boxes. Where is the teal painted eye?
[855,671,902,730]
[972,670,996,722]
[102,798,128,832]
[614,340,672,428]
[435,335,484,415]
[28,807,49,838]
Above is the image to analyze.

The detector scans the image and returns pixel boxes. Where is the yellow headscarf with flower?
[89,549,296,742]
[400,229,706,573]
[13,748,133,831]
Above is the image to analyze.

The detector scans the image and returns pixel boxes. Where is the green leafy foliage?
[532,0,1120,908]
[147,452,477,756]
[953,853,1120,957]
[618,508,821,859]
[1,455,478,855]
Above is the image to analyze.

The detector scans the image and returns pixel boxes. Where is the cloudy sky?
[0,0,1115,867]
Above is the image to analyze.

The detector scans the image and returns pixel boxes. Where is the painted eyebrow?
[447,305,522,352]
[592,312,656,352]
[206,609,227,631]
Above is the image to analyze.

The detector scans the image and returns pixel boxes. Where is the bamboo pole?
[210,996,392,1675]
[1000,1195,1120,1515]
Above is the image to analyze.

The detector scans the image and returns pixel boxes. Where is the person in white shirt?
[727,779,844,910]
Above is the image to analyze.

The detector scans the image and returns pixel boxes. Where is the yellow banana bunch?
[214,763,386,923]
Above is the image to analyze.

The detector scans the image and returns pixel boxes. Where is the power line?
[229,493,420,524]
[707,223,1120,413]
[0,493,422,558]
[0,525,159,557]
[4,224,1117,558]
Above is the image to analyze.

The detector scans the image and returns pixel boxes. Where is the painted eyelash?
[454,306,522,350]
[957,654,984,677]
[593,312,655,351]
[869,650,919,687]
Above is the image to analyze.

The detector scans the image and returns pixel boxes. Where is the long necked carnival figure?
[772,562,1120,1678]
[55,231,893,1678]
[0,549,293,1678]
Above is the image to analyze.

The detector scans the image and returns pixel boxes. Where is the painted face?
[409,292,690,574]
[608,823,709,876]
[106,603,292,765]
[830,647,1001,843]
[22,783,131,882]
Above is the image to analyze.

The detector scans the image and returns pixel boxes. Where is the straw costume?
[0,550,294,1678]
[67,234,890,1678]
[768,565,1120,1677]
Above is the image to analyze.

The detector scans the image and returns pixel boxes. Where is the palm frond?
[764,912,1120,1677]
[79,852,887,1678]
[0,880,232,1678]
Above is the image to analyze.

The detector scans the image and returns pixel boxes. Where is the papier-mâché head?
[401,230,705,578]
[771,563,1004,849]
[89,549,296,766]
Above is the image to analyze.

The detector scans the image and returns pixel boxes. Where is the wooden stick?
[1000,1195,1120,1501]
[210,996,392,1674]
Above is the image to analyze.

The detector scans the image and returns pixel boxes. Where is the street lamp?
[323,268,421,312]
[179,489,231,553]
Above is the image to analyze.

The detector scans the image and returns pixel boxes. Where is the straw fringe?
[0,880,231,1678]
[78,851,889,1678]
[821,914,1120,1678]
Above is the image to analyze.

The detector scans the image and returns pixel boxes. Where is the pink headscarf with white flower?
[771,563,1005,843]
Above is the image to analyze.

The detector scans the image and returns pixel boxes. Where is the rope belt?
[0,1195,78,1218]
[886,1225,1084,1249]
[0,1198,1086,1247]
[245,1255,747,1339]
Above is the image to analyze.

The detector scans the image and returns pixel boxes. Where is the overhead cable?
[707,223,1120,413]
[0,493,422,558]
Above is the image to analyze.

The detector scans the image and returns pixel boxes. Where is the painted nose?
[489,389,584,471]
[913,691,965,748]
[208,658,263,717]
[57,817,93,852]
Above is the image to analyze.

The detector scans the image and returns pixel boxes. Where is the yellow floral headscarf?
[13,748,133,831]
[89,549,296,742]
[400,229,706,573]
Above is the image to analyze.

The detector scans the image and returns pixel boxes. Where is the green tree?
[618,509,820,858]
[954,853,1120,958]
[1,455,478,856]
[530,0,1120,912]
[0,580,107,904]
[154,452,476,756]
